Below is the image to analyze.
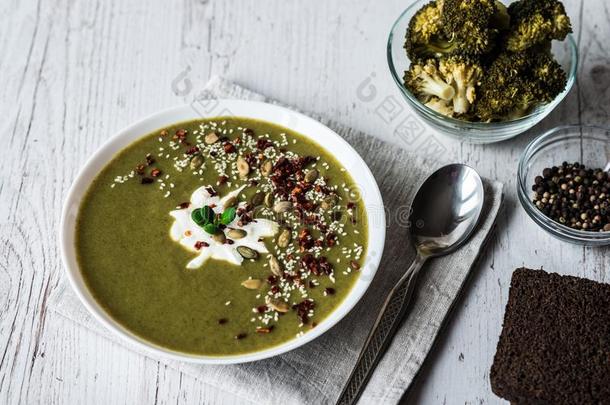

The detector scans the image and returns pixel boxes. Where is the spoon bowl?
[410,164,485,257]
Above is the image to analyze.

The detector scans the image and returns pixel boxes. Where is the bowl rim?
[386,0,579,131]
[59,100,387,364]
[517,124,610,244]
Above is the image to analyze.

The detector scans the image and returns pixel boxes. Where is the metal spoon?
[336,164,485,405]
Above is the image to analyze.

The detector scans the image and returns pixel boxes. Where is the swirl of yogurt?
[169,185,278,269]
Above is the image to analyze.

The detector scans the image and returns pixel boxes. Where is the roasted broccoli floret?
[529,51,567,101]
[506,0,572,51]
[405,0,509,60]
[404,0,444,59]
[474,49,566,120]
[441,0,509,55]
[425,97,455,116]
[404,59,455,102]
[439,56,483,114]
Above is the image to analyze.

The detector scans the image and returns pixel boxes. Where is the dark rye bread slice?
[490,268,610,405]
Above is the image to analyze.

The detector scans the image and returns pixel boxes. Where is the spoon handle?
[335,254,427,405]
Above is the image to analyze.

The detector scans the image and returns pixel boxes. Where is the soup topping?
[169,185,279,268]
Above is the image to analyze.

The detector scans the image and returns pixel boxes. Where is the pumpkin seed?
[224,196,238,209]
[305,169,319,183]
[213,232,226,244]
[237,246,258,259]
[260,160,273,176]
[277,228,292,248]
[241,279,262,289]
[268,255,282,276]
[251,192,264,206]
[189,154,204,170]
[264,192,274,208]
[237,156,250,178]
[321,195,336,210]
[273,200,292,213]
[266,297,290,313]
[227,229,247,239]
[204,132,219,144]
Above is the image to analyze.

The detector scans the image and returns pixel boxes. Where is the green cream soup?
[76,117,368,355]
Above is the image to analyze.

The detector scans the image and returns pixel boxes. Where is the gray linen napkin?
[49,77,503,405]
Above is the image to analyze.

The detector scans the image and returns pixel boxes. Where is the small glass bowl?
[517,125,610,246]
[387,0,578,144]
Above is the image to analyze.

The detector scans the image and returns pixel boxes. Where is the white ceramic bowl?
[60,100,386,364]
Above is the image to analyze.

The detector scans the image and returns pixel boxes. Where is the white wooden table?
[1,0,608,403]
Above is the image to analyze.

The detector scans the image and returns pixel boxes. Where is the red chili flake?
[244,128,255,136]
[174,129,187,140]
[308,280,316,288]
[300,254,333,276]
[326,233,337,247]
[141,177,154,184]
[135,164,146,175]
[324,287,336,295]
[223,142,236,153]
[185,146,200,155]
[225,239,234,245]
[194,241,209,250]
[270,286,280,294]
[293,299,315,324]
[234,137,242,145]
[150,168,162,177]
[256,138,273,150]
[311,322,317,328]
[256,305,268,313]
[205,187,218,197]
[209,203,217,209]
[267,275,278,285]
[160,129,168,136]
[145,154,155,165]
[234,333,247,340]
[177,202,190,209]
[256,326,274,334]
[218,318,228,325]
[218,175,228,185]
[350,260,361,270]
[347,201,356,209]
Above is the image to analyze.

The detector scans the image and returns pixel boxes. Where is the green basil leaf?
[220,207,236,225]
[191,206,215,227]
[191,208,204,225]
[200,206,215,225]
[203,223,218,235]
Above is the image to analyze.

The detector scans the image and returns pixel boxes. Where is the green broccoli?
[405,0,509,60]
[474,49,566,121]
[529,51,567,101]
[404,59,455,103]
[441,0,509,55]
[506,0,572,51]
[439,56,483,114]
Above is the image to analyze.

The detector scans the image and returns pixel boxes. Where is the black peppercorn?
[531,162,610,232]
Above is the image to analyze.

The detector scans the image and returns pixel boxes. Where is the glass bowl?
[387,0,578,144]
[517,125,610,246]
